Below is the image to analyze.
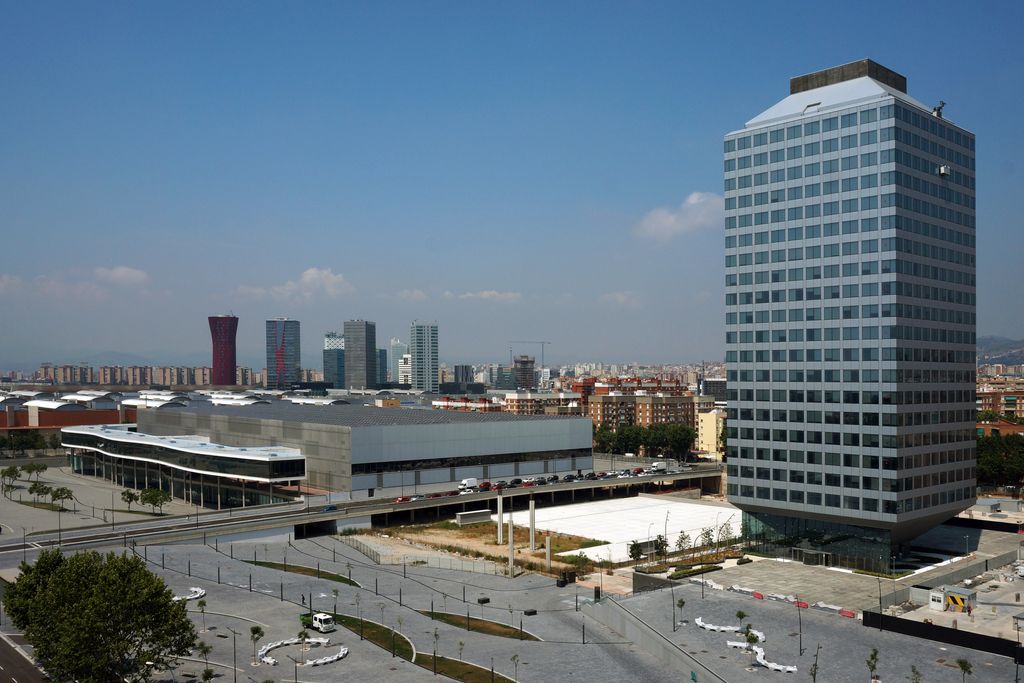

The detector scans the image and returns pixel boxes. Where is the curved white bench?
[173,587,207,602]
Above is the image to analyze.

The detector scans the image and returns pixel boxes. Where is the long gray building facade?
[723,60,976,571]
[138,401,593,499]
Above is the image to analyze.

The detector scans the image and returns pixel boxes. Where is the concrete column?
[497,494,504,544]
[529,498,536,551]
[508,512,514,576]
[545,534,551,571]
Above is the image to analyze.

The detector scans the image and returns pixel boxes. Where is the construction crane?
[509,341,552,368]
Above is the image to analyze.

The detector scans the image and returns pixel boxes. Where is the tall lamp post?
[226,627,239,683]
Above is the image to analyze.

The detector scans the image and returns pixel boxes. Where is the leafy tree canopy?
[2,549,196,683]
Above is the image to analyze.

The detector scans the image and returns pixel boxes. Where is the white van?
[458,478,479,490]
[312,613,335,633]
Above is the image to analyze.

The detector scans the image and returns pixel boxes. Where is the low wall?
[863,610,1024,663]
[582,597,729,682]
[633,572,679,593]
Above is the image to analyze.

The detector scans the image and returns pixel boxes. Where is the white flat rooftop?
[494,495,741,563]
[62,424,303,462]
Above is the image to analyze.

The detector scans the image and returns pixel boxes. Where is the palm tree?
[201,668,214,683]
[196,641,212,667]
[866,648,879,682]
[511,653,520,682]
[250,625,264,665]
[297,629,309,664]
[458,640,465,661]
[956,658,973,683]
[197,599,208,632]
[745,628,759,664]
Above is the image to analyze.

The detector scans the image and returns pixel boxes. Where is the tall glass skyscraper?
[208,314,238,386]
[389,337,408,383]
[265,318,301,389]
[723,61,976,571]
[410,321,439,392]
[343,320,377,389]
[323,332,345,389]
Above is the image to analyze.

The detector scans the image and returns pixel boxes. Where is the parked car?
[632,467,645,475]
[562,474,576,482]
[409,495,425,501]
[534,479,548,486]
[547,475,560,483]
[510,478,523,486]
[394,496,411,503]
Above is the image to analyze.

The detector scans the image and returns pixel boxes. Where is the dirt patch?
[371,523,606,573]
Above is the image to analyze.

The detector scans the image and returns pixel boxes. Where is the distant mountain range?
[978,336,1024,365]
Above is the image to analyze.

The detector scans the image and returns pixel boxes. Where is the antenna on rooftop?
[932,100,946,118]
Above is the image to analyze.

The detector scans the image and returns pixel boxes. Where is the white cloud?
[633,191,723,241]
[396,288,429,302]
[0,274,22,295]
[599,291,640,308]
[235,267,354,303]
[94,265,150,286]
[453,290,521,303]
[33,275,108,302]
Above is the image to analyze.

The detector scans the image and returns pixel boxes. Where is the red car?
[394,496,411,503]
[632,467,646,475]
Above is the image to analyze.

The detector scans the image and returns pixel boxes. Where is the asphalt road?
[0,637,44,683]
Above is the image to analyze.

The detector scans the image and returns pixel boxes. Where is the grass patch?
[669,565,723,580]
[247,560,359,587]
[416,610,540,641]
[415,654,514,683]
[302,614,513,682]
[17,501,65,512]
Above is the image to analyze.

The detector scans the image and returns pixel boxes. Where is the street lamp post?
[964,534,970,557]
[226,627,239,683]
[796,596,803,656]
[664,511,670,563]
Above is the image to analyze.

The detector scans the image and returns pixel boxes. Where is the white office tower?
[723,60,976,571]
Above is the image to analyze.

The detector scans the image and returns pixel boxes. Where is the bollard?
[399,587,402,607]
[162,552,165,569]
[375,578,378,595]
[333,546,336,562]
[317,562,320,579]
[463,585,466,603]
[249,573,252,592]
[188,559,191,577]
[280,582,283,601]
[230,545,233,560]
[144,546,148,561]
[217,566,221,584]
[215,538,218,552]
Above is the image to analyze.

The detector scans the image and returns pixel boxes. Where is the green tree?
[28,481,50,504]
[121,489,140,512]
[297,629,309,663]
[141,487,172,514]
[196,640,212,666]
[956,657,972,683]
[866,648,879,681]
[49,486,73,511]
[592,425,615,453]
[1,548,196,683]
[250,625,264,665]
[735,610,747,626]
[22,462,47,482]
[653,534,668,561]
[47,433,62,450]
[1,465,21,497]
[909,664,923,683]
[201,668,214,683]
[675,531,690,557]
[664,424,696,458]
[698,527,715,557]
[628,540,643,566]
[614,425,644,455]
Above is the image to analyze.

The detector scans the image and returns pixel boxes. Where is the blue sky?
[1,1,1021,370]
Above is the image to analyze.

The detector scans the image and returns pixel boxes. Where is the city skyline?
[1,3,1022,369]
